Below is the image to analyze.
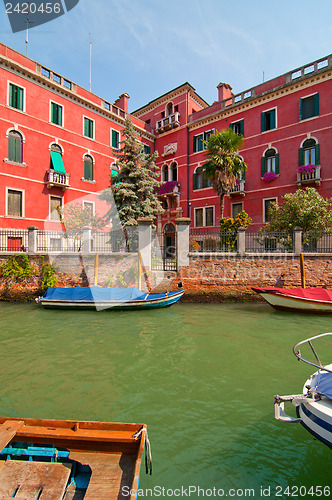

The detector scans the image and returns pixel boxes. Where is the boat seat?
[0,460,72,499]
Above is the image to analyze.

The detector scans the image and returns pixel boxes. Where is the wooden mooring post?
[300,253,305,288]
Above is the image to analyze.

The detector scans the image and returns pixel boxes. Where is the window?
[230,119,244,136]
[50,144,67,175]
[111,129,120,149]
[299,138,320,166]
[261,109,276,132]
[7,189,23,217]
[299,93,319,120]
[166,102,173,116]
[8,130,23,163]
[195,206,214,227]
[83,201,94,216]
[83,155,94,181]
[50,102,63,126]
[232,203,243,219]
[263,198,276,223]
[162,165,168,182]
[50,196,62,221]
[193,167,211,190]
[170,162,178,181]
[143,144,151,156]
[193,130,214,152]
[83,117,94,139]
[261,149,279,176]
[8,83,24,111]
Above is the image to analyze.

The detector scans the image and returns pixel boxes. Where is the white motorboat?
[274,333,332,448]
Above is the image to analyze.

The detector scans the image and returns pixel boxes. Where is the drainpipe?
[186,91,190,218]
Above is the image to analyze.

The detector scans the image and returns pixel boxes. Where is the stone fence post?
[293,227,302,256]
[27,226,38,253]
[138,218,153,270]
[82,226,92,254]
[176,217,191,268]
[237,227,246,255]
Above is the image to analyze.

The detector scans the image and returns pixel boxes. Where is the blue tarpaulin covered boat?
[36,286,184,310]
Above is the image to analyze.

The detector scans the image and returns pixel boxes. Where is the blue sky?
[1,0,332,112]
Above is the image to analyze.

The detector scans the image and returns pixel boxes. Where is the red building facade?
[0,43,154,232]
[1,43,332,238]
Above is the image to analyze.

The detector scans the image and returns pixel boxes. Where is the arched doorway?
[163,223,177,269]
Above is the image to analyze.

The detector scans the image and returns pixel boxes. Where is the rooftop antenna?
[263,71,265,83]
[89,32,92,92]
[25,1,30,56]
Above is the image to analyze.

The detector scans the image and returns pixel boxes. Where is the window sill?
[299,115,319,122]
[49,122,64,128]
[83,135,95,141]
[6,105,25,114]
[3,159,27,167]
[5,215,25,219]
[81,177,96,184]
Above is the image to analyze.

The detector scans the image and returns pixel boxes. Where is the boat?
[274,333,332,448]
[252,286,332,314]
[36,286,184,310]
[0,416,152,499]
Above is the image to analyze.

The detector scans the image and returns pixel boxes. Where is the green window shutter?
[9,84,13,107]
[240,119,244,136]
[314,93,319,116]
[261,157,266,177]
[299,98,303,121]
[8,136,15,161]
[84,118,89,136]
[229,123,233,130]
[112,130,119,148]
[193,173,198,190]
[15,138,22,163]
[193,136,197,153]
[315,144,320,165]
[84,159,93,180]
[17,87,23,110]
[270,109,276,129]
[275,153,279,175]
[298,147,304,166]
[261,112,265,132]
[58,105,63,126]
[242,169,246,180]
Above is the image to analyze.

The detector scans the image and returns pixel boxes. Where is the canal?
[0,301,331,498]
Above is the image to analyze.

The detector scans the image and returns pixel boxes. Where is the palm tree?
[202,128,247,218]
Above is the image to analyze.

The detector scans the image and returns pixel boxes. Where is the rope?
[133,427,152,475]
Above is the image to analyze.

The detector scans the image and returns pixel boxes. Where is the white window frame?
[261,107,277,132]
[6,187,25,218]
[111,129,120,149]
[49,100,64,127]
[83,116,95,140]
[194,206,215,227]
[83,200,95,216]
[49,195,63,221]
[231,202,243,219]
[7,81,26,113]
[263,197,277,223]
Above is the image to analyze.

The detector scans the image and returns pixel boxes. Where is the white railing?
[230,180,245,195]
[156,112,180,131]
[296,166,321,185]
[46,169,70,190]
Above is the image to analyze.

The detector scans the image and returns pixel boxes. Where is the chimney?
[114,93,130,113]
[217,83,233,102]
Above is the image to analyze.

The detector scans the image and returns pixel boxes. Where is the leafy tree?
[202,128,247,217]
[263,188,332,232]
[219,210,252,251]
[60,203,107,235]
[100,118,163,227]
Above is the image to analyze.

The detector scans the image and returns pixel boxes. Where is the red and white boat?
[252,287,332,314]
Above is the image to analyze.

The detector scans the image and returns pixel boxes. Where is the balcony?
[46,169,70,190]
[156,112,180,133]
[296,166,321,186]
[230,179,245,196]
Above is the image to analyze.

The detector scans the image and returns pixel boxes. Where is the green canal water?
[0,301,331,498]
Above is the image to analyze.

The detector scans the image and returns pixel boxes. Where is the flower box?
[262,171,277,182]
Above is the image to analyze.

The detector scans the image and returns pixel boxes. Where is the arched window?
[170,162,178,181]
[261,148,279,176]
[84,155,94,181]
[193,167,210,190]
[166,102,173,116]
[50,143,62,154]
[8,130,23,163]
[161,164,168,182]
[299,138,320,166]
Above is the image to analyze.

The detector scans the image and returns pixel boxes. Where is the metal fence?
[151,235,178,271]
[190,229,237,252]
[0,229,29,252]
[245,232,294,253]
[302,232,332,253]
[37,230,82,253]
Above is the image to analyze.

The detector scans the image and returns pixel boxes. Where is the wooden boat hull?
[252,287,332,314]
[37,290,184,310]
[0,416,150,499]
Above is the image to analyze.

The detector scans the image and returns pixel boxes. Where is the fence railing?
[151,235,177,271]
[190,228,332,254]
[0,229,29,252]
